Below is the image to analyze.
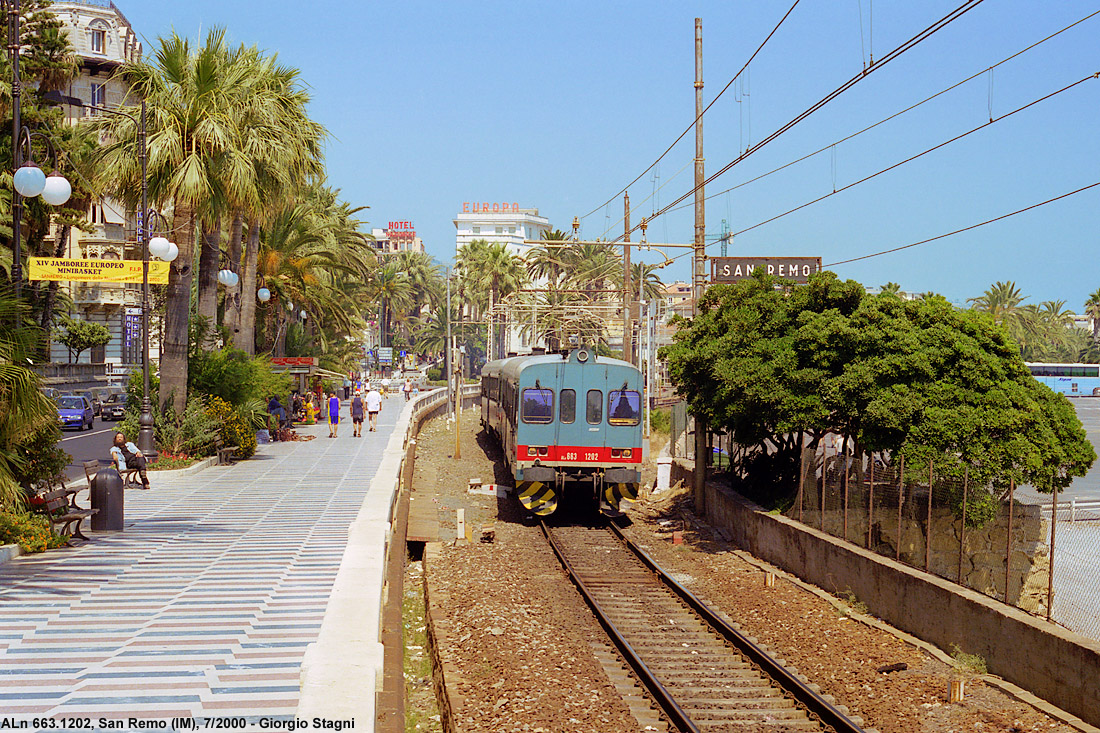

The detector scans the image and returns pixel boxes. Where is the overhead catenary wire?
[612,0,988,243]
[825,180,1100,267]
[579,0,803,221]
[730,72,1099,240]
[667,7,1100,215]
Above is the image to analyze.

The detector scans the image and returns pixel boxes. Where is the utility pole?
[446,269,452,416]
[623,192,632,364]
[692,17,708,516]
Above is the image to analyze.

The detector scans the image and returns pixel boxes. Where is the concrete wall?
[673,460,1100,727]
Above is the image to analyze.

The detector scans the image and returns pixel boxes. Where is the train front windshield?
[608,390,641,425]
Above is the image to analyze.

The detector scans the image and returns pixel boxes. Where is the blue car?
[57,394,94,431]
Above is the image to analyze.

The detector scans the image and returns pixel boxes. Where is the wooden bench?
[214,439,239,465]
[84,459,139,489]
[32,486,98,541]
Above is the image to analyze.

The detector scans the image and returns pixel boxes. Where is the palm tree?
[91,28,248,411]
[879,282,901,294]
[1084,289,1100,341]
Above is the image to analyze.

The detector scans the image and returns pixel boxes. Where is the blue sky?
[117,1,1100,310]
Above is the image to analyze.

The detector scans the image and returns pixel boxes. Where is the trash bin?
[90,468,125,531]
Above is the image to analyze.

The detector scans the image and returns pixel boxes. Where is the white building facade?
[453,202,550,257]
[48,0,148,373]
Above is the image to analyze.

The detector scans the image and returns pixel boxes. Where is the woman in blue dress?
[328,391,340,438]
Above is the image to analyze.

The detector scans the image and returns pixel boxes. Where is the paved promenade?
[0,398,403,721]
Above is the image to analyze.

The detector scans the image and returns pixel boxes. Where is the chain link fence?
[788,440,1100,639]
[670,402,1100,643]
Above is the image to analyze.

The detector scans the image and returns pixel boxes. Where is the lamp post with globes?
[141,210,177,455]
[38,90,171,457]
[9,0,72,301]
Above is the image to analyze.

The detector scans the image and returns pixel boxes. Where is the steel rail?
[539,521,701,733]
[608,521,867,733]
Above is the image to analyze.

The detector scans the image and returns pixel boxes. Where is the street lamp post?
[42,90,174,457]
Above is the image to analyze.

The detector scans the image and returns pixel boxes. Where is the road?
[57,419,121,484]
[1017,397,1100,507]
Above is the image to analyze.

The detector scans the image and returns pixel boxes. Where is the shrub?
[190,346,290,407]
[649,408,671,435]
[0,511,67,553]
[204,397,257,460]
[426,367,442,381]
[120,396,221,457]
[12,424,71,491]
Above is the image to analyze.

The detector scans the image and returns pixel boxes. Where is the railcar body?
[481,347,643,516]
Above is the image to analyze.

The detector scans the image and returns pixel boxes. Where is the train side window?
[560,389,576,424]
[586,389,603,424]
[521,388,554,424]
[608,390,641,425]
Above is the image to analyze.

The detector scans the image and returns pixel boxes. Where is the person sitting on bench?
[110,432,150,490]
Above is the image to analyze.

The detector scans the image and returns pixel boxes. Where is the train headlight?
[623,449,632,458]
[576,349,590,362]
[528,447,538,457]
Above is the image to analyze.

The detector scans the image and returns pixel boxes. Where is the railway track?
[542,521,873,733]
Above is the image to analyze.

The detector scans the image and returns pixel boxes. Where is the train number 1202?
[561,452,601,461]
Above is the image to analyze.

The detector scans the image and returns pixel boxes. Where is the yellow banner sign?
[28,257,170,284]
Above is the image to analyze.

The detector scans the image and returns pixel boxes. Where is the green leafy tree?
[55,318,110,363]
[663,271,1096,506]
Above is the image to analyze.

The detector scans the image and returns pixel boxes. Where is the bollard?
[90,468,125,531]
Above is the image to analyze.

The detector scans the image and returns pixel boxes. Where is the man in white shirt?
[365,386,383,432]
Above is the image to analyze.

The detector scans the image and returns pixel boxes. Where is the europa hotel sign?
[462,201,521,214]
[710,257,822,284]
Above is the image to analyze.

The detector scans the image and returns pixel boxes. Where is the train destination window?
[521,388,554,423]
[586,389,603,424]
[560,389,576,423]
[608,390,641,425]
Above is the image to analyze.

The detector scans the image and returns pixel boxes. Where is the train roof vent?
[531,347,546,355]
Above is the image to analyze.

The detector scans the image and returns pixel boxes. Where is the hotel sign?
[462,201,520,214]
[711,257,822,284]
[387,221,415,240]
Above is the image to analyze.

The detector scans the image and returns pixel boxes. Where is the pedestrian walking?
[328,391,340,438]
[403,378,412,401]
[110,432,150,490]
[365,384,383,432]
[343,377,351,400]
[351,390,365,437]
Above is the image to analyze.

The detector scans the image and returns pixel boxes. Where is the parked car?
[101,392,127,421]
[57,394,94,431]
[77,389,103,417]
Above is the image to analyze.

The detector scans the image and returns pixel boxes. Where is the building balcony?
[72,281,141,308]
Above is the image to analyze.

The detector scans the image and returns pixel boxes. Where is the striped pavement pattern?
[0,400,399,723]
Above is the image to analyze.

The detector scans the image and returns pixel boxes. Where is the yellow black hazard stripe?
[603,482,640,511]
[518,480,558,516]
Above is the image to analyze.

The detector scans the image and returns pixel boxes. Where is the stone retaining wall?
[791,498,1051,615]
[672,460,1100,728]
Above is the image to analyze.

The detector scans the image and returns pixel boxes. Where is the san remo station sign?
[710,257,822,284]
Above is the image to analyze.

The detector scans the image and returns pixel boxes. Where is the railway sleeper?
[690,717,822,726]
[680,697,798,711]
[671,682,784,694]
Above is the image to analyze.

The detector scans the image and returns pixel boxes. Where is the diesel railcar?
[481,347,643,516]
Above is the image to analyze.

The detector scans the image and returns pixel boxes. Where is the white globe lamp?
[257,287,271,302]
[165,241,179,262]
[149,236,171,260]
[13,163,45,197]
[40,172,72,206]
